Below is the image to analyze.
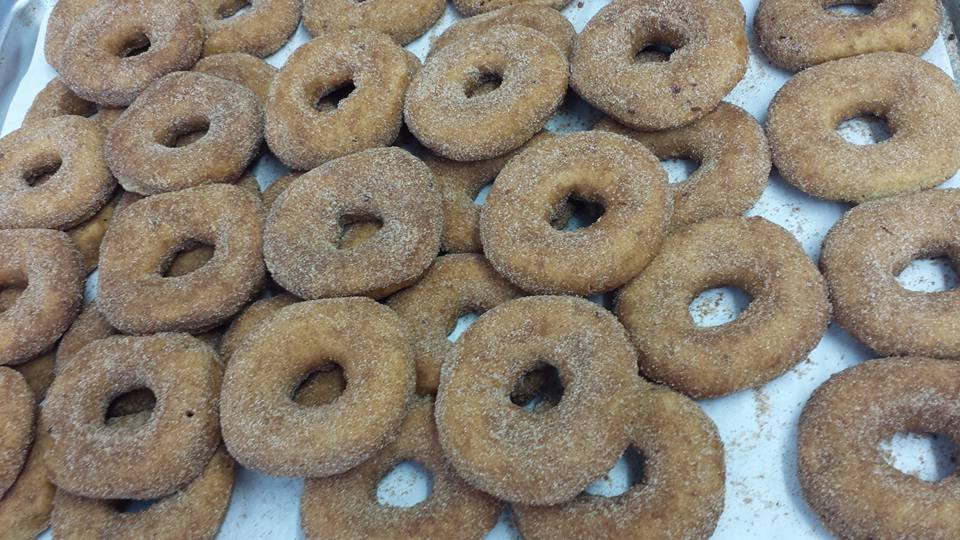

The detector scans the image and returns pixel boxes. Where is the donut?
[98,184,264,334]
[106,71,263,195]
[755,0,942,71]
[387,255,523,394]
[194,0,302,57]
[24,78,123,131]
[594,102,771,230]
[55,301,118,374]
[798,357,960,538]
[193,52,278,103]
[221,298,414,477]
[265,29,414,170]
[616,216,830,398]
[42,333,222,499]
[301,398,500,539]
[304,0,444,45]
[262,172,301,210]
[405,25,568,161]
[0,429,55,540]
[766,52,960,203]
[0,116,115,230]
[219,293,298,363]
[514,384,725,539]
[821,188,960,357]
[0,230,83,366]
[481,131,670,296]
[58,0,204,107]
[44,0,98,70]
[52,448,235,540]
[264,148,441,300]
[436,296,641,505]
[431,5,576,57]
[0,369,33,497]
[67,190,123,274]
[11,352,55,402]
[452,0,570,17]
[571,0,748,131]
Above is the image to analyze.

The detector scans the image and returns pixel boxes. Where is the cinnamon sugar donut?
[452,0,570,16]
[304,0,444,45]
[55,301,117,374]
[302,398,500,539]
[571,0,748,131]
[11,352,55,402]
[405,25,568,161]
[106,71,263,195]
[265,30,414,170]
[264,148,441,300]
[24,78,123,131]
[0,369,33,497]
[97,184,265,334]
[798,357,960,538]
[42,333,222,499]
[755,0,941,71]
[616,216,831,398]
[436,296,641,505]
[595,103,771,229]
[194,0,302,57]
[433,5,574,58]
[0,430,55,540]
[67,190,122,274]
[481,131,670,296]
[0,116,114,230]
[194,52,278,103]
[221,298,414,477]
[58,0,204,107]
[262,172,301,210]
[44,0,98,71]
[387,254,524,394]
[766,52,960,203]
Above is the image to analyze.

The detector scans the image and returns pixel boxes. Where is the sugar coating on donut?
[431,4,576,58]
[452,0,570,17]
[24,78,123,132]
[0,429,55,539]
[194,52,278,103]
[194,0,303,58]
[43,0,99,71]
[11,351,55,402]
[219,293,298,362]
[55,300,118,375]
[304,0,445,45]
[0,369,34,498]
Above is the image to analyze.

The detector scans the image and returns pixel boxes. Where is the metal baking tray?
[2,1,960,538]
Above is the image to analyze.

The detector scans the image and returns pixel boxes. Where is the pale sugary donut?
[304,0,444,45]
[194,0,302,58]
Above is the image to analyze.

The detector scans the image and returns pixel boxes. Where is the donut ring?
[405,25,568,161]
[387,254,524,394]
[265,30,414,170]
[55,301,118,374]
[42,333,222,500]
[0,369,33,497]
[0,430,55,539]
[194,52,278,103]
[24,78,123,132]
[264,148,441,300]
[595,102,771,230]
[755,0,942,71]
[44,0,98,71]
[304,0,444,45]
[0,230,83,366]
[431,5,575,58]
[221,298,414,477]
[194,0,302,57]
[302,398,500,539]
[67,190,122,275]
[58,0,204,107]
[97,184,265,335]
[481,131,670,296]
[52,448,235,539]
[798,357,960,538]
[0,116,114,230]
[571,0,748,131]
[436,296,641,505]
[263,172,301,210]
[616,216,830,398]
[767,52,960,203]
[452,0,570,17]
[12,352,55,402]
[106,72,263,195]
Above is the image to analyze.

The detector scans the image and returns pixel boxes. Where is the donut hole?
[659,156,700,185]
[158,118,211,148]
[292,363,347,406]
[836,114,892,145]
[824,0,878,16]
[104,388,157,427]
[634,44,676,63]
[447,310,480,342]
[115,32,151,58]
[689,285,752,327]
[21,156,62,187]
[111,498,162,514]
[0,284,25,312]
[312,80,357,113]
[215,0,253,19]
[584,446,645,497]
[464,71,504,99]
[159,241,215,277]
[878,432,957,482]
[510,362,564,412]
[375,461,435,508]
[896,255,959,293]
[631,28,685,65]
[336,214,383,249]
[553,193,605,232]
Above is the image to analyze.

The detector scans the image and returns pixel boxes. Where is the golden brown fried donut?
[58,0,204,107]
[571,0,748,131]
[0,369,33,497]
[221,298,414,477]
[262,172,301,210]
[302,398,500,539]
[405,25,568,161]
[194,0,302,57]
[24,78,123,131]
[766,52,960,203]
[264,148,441,300]
[67,190,123,274]
[431,4,575,57]
[436,296,641,505]
[265,29,414,170]
[0,289,56,400]
[55,301,118,374]
[44,0,98,71]
[42,333,222,500]
[0,429,55,540]
[798,357,960,539]
[193,52,278,103]
[304,0,444,45]
[452,0,570,16]
[755,0,941,71]
[219,293,297,362]
[617,216,830,398]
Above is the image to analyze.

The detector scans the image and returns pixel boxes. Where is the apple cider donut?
[12,351,55,402]
[755,0,942,72]
[304,0,444,45]
[24,78,123,131]
[44,0,98,71]
[0,429,55,539]
[0,369,33,497]
[767,52,960,203]
[221,298,414,477]
[0,116,114,230]
[194,0,302,57]
[431,5,576,58]
[58,0,204,107]
[571,0,748,131]
[42,334,222,500]
[405,25,568,161]
[595,103,771,230]
[481,131,670,296]
[452,0,570,16]
[798,357,960,538]
[617,216,830,398]
[264,148,441,300]
[97,184,265,335]
[67,190,123,274]
[106,71,263,195]
[302,398,500,539]
[436,296,641,505]
[55,301,118,374]
[194,52,278,103]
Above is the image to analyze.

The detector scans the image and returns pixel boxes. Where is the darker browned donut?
[194,0,302,58]
[24,78,123,131]
[0,428,55,539]
[431,4,576,57]
[304,0,445,45]
[452,0,570,16]
[193,52,278,103]
[0,369,33,498]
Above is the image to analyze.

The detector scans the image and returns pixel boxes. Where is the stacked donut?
[0,0,959,538]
